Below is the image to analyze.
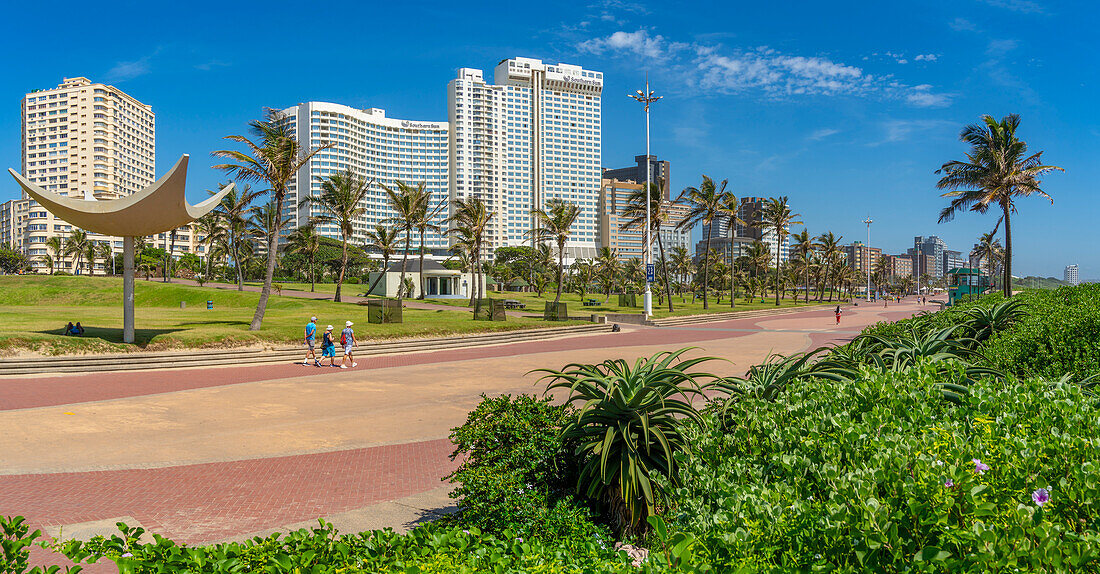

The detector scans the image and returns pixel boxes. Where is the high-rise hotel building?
[281,102,450,252]
[4,77,197,274]
[448,57,603,259]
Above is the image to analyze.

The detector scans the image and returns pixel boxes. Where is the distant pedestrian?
[303,316,319,366]
[340,320,358,369]
[321,325,337,367]
[835,305,842,325]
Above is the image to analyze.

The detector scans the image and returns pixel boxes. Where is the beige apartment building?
[598,178,691,262]
[2,77,199,274]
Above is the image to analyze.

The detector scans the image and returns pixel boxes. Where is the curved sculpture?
[8,155,232,237]
[7,155,234,344]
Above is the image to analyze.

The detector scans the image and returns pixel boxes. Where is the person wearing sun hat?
[302,316,319,366]
[320,325,337,367]
[340,320,358,369]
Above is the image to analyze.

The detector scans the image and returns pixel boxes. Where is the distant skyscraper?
[281,102,450,252]
[843,242,882,275]
[943,249,966,275]
[909,235,947,279]
[1065,264,1080,285]
[448,57,603,259]
[603,155,670,199]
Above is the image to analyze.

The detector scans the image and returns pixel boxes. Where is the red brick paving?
[2,438,457,545]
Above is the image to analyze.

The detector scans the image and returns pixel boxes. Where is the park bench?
[502,299,526,310]
[582,299,599,307]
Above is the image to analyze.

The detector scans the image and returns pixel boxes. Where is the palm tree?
[528,199,581,305]
[45,236,63,274]
[412,186,446,299]
[38,253,55,275]
[595,246,620,303]
[288,223,322,292]
[760,197,803,306]
[676,175,732,309]
[790,229,815,303]
[248,201,291,284]
[447,196,493,308]
[815,232,843,301]
[211,182,261,290]
[83,241,99,275]
[971,231,1004,295]
[381,181,428,302]
[212,108,332,330]
[63,230,91,275]
[364,224,405,296]
[300,169,372,302]
[936,114,1063,297]
[191,213,224,281]
[620,181,675,312]
[669,246,692,297]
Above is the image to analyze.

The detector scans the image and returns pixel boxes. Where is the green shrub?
[1,515,77,574]
[445,394,605,543]
[48,519,633,573]
[985,284,1100,380]
[658,366,1100,572]
[346,277,360,284]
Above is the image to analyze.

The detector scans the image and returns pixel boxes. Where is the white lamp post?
[863,217,873,302]
[629,76,662,318]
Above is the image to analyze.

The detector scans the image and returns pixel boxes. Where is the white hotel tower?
[281,102,450,252]
[448,57,603,259]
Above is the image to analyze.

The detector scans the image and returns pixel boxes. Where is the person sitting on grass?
[73,322,84,335]
[64,322,75,336]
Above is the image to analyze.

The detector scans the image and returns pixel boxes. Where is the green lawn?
[427,289,823,318]
[0,276,584,355]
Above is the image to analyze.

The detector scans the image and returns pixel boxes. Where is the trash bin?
[206,300,214,310]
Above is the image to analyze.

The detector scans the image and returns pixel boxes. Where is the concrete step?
[0,324,611,375]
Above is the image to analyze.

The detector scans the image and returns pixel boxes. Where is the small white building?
[366,259,476,299]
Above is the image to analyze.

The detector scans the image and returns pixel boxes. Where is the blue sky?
[1,0,1095,279]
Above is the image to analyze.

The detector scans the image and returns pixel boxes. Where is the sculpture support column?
[123,236,135,344]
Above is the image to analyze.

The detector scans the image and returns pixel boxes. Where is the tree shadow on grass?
[36,326,185,347]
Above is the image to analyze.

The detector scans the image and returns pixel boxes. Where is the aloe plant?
[534,348,721,537]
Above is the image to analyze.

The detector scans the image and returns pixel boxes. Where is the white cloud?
[580,31,951,106]
[981,0,1047,14]
[874,119,956,145]
[808,128,840,141]
[949,17,977,31]
[106,57,152,81]
[914,54,938,62]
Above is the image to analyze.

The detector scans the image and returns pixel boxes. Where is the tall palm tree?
[528,199,581,305]
[412,186,447,299]
[381,181,428,302]
[83,241,99,275]
[936,114,1063,297]
[191,213,224,281]
[364,224,405,296]
[447,196,493,308]
[301,169,372,302]
[790,229,815,303]
[620,181,675,312]
[595,246,620,303]
[719,192,746,308]
[971,231,1004,295]
[669,246,692,297]
[211,182,261,290]
[676,175,732,309]
[760,197,803,306]
[38,253,55,275]
[63,230,91,275]
[287,223,322,292]
[816,232,843,301]
[212,108,332,330]
[45,236,64,274]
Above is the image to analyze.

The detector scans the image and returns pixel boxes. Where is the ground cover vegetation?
[9,284,1100,572]
[0,276,579,354]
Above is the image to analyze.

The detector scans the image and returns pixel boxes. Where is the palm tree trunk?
[366,255,389,297]
[335,233,348,303]
[417,229,427,300]
[702,226,713,309]
[554,240,564,305]
[774,232,782,307]
[825,262,834,302]
[656,232,673,313]
[398,228,412,302]
[474,245,484,315]
[249,204,281,331]
[310,254,316,293]
[1003,205,1012,298]
[804,267,810,303]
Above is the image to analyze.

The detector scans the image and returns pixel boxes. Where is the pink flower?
[1032,488,1050,507]
[972,459,990,474]
[944,479,954,488]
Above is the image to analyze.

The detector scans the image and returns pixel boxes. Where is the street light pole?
[629,76,662,318]
[864,217,873,302]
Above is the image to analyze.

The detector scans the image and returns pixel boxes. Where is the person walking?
[320,325,337,367]
[835,305,842,325]
[302,316,320,366]
[340,320,358,369]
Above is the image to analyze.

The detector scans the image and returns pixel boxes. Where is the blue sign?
[646,263,655,282]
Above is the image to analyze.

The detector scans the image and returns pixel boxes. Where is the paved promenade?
[0,300,923,570]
